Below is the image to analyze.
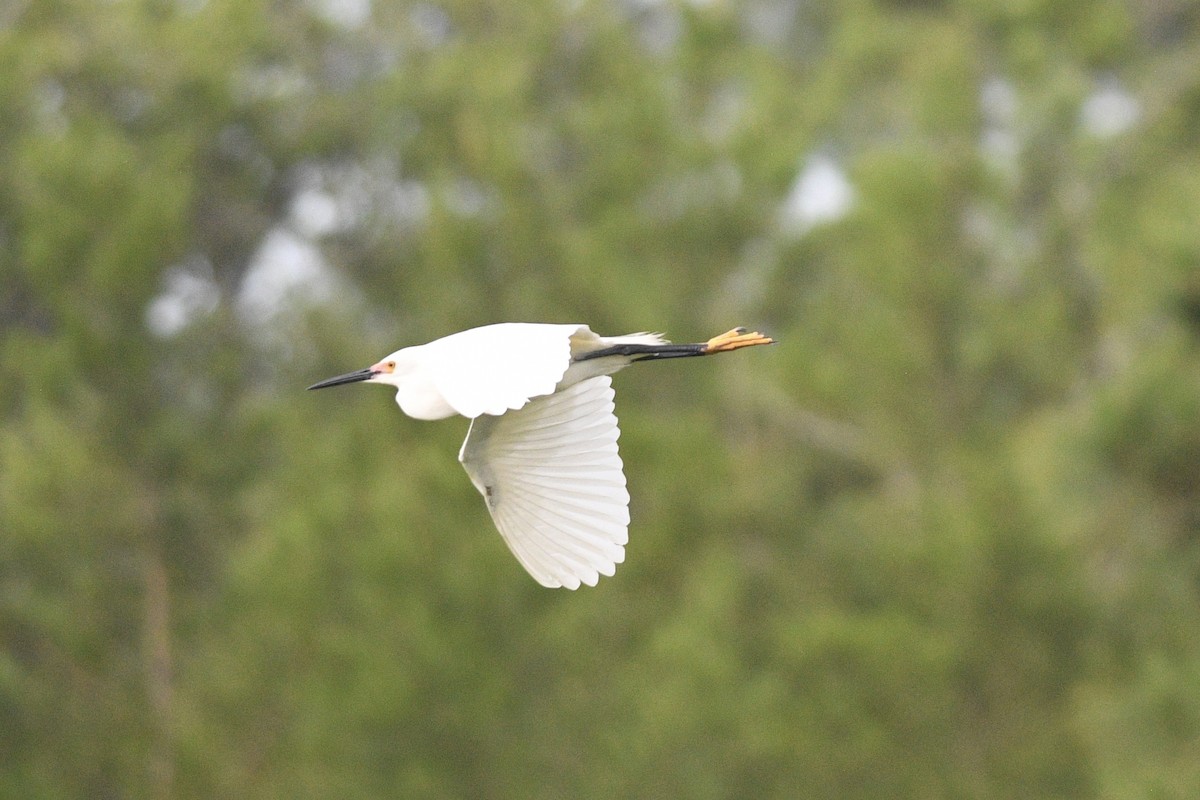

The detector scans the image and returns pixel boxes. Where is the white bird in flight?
[308,323,774,589]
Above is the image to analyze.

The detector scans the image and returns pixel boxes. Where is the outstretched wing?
[426,323,592,419]
[458,376,629,589]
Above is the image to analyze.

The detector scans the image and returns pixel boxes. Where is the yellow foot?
[703,327,775,353]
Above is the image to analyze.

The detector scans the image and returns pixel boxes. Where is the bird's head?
[307,350,406,391]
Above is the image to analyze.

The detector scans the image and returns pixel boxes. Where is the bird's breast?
[394,376,458,420]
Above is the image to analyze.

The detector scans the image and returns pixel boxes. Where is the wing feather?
[426,323,591,418]
[458,376,630,589]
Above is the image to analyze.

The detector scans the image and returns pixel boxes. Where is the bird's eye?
[386,361,396,370]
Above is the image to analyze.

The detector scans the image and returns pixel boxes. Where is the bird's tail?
[603,331,670,347]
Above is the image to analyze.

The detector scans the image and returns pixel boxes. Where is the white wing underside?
[458,376,630,589]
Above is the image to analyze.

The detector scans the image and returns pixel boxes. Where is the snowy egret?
[308,323,774,589]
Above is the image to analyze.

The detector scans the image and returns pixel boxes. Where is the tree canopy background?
[3,0,1200,797]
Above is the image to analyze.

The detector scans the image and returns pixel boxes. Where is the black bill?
[307,367,376,390]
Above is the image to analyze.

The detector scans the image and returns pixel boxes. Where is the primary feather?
[458,375,629,589]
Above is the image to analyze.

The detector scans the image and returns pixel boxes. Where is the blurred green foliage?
[2,0,1199,797]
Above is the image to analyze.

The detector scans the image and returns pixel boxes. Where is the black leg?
[574,328,774,363]
[574,342,708,362]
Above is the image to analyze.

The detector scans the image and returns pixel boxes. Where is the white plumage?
[423,323,580,418]
[308,322,773,588]
[459,375,628,588]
